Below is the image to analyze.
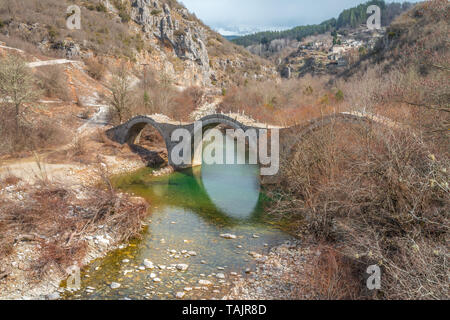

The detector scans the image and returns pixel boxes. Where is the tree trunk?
[14,103,20,145]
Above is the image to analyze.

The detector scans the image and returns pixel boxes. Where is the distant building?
[332,46,346,55]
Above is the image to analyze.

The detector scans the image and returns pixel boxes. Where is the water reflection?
[124,132,262,224]
[199,131,261,220]
[200,164,260,220]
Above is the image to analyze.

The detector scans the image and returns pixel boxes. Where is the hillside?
[232,0,413,50]
[0,0,277,87]
[239,1,414,79]
[222,0,449,300]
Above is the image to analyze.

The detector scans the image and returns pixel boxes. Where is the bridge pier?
[106,114,263,171]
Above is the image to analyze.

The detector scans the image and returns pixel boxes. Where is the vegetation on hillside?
[263,0,449,299]
[0,54,70,156]
[336,0,412,29]
[218,75,343,126]
[232,19,337,48]
[0,0,146,59]
[232,0,413,47]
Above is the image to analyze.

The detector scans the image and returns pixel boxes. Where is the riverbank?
[0,147,153,299]
[224,240,313,300]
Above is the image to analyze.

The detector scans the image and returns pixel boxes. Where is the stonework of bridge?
[105,112,390,171]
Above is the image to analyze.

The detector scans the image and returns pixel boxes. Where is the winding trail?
[77,104,110,134]
[27,59,81,68]
[0,44,24,53]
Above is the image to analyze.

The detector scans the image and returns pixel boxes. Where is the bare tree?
[108,63,132,123]
[0,54,39,140]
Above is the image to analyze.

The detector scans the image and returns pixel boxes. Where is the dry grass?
[0,179,149,276]
[35,65,71,101]
[269,120,449,299]
[300,246,363,300]
[218,75,344,126]
[0,111,70,156]
[84,57,107,81]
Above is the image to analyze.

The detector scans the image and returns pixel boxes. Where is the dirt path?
[27,59,81,68]
[0,89,113,184]
[77,104,110,134]
[0,44,24,53]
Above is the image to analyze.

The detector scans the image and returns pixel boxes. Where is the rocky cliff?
[128,0,277,86]
[128,0,211,85]
[0,0,277,87]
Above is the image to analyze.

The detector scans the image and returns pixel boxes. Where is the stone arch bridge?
[105,112,390,171]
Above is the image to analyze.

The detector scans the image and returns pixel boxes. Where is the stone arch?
[123,116,168,146]
[191,114,257,167]
[105,116,174,167]
[196,114,250,132]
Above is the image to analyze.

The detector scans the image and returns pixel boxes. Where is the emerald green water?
[62,138,294,300]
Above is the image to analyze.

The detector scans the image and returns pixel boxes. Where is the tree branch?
[430,64,450,72]
[401,101,450,113]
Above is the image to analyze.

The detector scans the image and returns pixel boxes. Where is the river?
[62,134,294,300]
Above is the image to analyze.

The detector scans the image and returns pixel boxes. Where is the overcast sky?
[180,0,419,35]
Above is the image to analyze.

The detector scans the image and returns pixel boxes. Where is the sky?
[180,0,420,35]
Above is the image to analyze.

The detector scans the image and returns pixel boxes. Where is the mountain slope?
[232,0,413,48]
[0,0,277,87]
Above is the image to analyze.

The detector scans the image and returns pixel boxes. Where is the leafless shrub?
[84,57,107,81]
[270,121,449,299]
[35,65,71,101]
[218,75,342,126]
[0,112,69,156]
[170,86,204,120]
[107,63,132,124]
[0,54,40,141]
[0,179,148,276]
[301,246,363,300]
[130,69,203,122]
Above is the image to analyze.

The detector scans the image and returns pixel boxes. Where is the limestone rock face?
[131,0,211,85]
[131,0,154,29]
[50,40,80,59]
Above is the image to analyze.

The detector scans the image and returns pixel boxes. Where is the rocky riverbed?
[225,241,316,300]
